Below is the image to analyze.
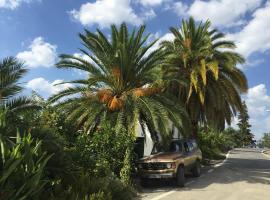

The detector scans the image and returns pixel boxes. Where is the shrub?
[88,191,112,200]
[48,172,136,200]
[72,123,133,178]
[30,128,77,199]
[0,134,52,200]
[197,128,235,160]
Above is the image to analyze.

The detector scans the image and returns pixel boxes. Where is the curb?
[261,150,270,159]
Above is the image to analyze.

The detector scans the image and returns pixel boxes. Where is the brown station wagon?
[137,139,202,187]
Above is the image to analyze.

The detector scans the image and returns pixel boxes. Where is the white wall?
[136,122,182,156]
[136,122,154,156]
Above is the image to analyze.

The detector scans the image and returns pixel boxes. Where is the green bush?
[72,124,133,178]
[27,125,137,200]
[48,172,136,200]
[0,134,52,200]
[30,128,77,199]
[197,128,236,160]
[259,133,270,148]
[88,191,112,200]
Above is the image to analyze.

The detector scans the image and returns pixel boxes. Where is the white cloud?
[141,9,156,20]
[243,84,270,139]
[188,0,262,27]
[245,59,265,68]
[139,0,166,7]
[73,53,93,63]
[0,0,39,9]
[169,1,188,16]
[147,32,174,55]
[71,53,92,77]
[26,77,73,97]
[17,37,57,68]
[146,31,161,44]
[70,0,143,28]
[228,1,270,58]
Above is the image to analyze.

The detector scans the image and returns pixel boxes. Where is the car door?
[183,141,193,168]
[187,141,197,165]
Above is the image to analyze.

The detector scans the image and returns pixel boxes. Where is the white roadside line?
[147,179,196,200]
[148,179,195,200]
[186,180,195,186]
[148,190,177,200]
[261,150,270,159]
[147,150,232,200]
[214,150,231,168]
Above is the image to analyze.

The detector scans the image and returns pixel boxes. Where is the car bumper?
[140,172,175,179]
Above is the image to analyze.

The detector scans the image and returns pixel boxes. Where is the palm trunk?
[191,120,198,140]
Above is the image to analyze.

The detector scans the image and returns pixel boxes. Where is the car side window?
[183,142,190,153]
[169,142,182,152]
[188,142,194,152]
[192,141,198,149]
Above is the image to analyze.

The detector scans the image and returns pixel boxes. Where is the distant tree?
[237,101,253,146]
[259,133,270,148]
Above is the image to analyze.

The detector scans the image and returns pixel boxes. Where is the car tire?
[192,160,201,177]
[140,178,151,187]
[176,166,185,187]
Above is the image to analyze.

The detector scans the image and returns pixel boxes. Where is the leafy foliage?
[0,57,40,138]
[49,23,190,141]
[237,101,254,146]
[0,18,252,199]
[72,123,133,178]
[258,133,270,148]
[162,17,247,135]
[0,134,52,200]
[197,128,237,161]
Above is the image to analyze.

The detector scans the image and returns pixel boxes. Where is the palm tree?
[0,57,37,138]
[162,18,248,137]
[49,24,190,141]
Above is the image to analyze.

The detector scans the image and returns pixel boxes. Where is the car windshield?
[151,141,182,154]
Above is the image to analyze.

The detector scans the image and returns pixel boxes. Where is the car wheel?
[140,178,151,187]
[176,166,185,187]
[192,160,201,177]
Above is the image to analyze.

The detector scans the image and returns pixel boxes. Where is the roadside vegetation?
[0,18,254,199]
[258,133,270,148]
[198,100,254,162]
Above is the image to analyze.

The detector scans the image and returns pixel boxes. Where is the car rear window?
[151,141,183,154]
[169,141,182,152]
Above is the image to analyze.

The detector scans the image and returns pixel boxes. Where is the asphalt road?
[140,148,270,200]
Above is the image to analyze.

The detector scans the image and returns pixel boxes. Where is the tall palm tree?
[49,24,190,141]
[0,57,38,138]
[162,18,248,137]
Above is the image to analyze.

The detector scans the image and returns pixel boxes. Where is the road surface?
[140,148,270,200]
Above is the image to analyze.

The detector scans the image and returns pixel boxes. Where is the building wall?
[136,122,154,156]
[136,122,182,156]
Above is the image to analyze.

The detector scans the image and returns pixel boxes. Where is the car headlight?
[166,163,176,169]
[166,163,172,169]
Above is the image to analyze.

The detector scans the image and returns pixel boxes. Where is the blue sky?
[1,0,270,139]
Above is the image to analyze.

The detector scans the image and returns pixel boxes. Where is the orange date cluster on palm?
[96,87,162,111]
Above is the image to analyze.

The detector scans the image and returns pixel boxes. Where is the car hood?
[139,152,183,163]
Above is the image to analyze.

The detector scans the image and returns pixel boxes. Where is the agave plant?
[0,133,52,200]
[162,18,247,135]
[49,23,190,140]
